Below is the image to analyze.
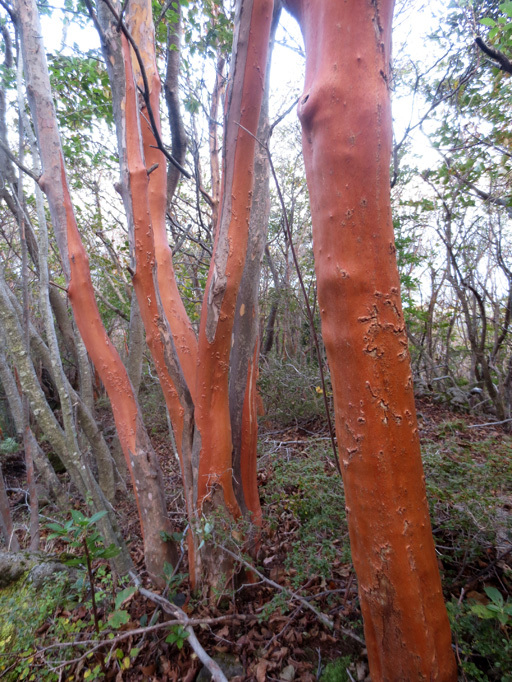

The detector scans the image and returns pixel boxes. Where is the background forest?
[0,0,512,680]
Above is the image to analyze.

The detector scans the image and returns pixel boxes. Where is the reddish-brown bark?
[16,0,176,583]
[283,0,457,679]
[94,0,274,589]
[127,0,198,398]
[194,0,273,523]
[116,27,197,525]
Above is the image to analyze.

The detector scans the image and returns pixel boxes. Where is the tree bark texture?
[0,270,131,571]
[0,464,19,550]
[15,0,176,583]
[194,0,273,519]
[229,0,281,530]
[283,1,457,679]
[164,1,188,207]
[95,0,273,588]
[0,344,65,507]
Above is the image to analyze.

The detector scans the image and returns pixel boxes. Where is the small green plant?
[471,586,512,626]
[448,593,512,681]
[165,624,189,650]
[320,656,352,681]
[47,510,120,634]
[0,437,19,455]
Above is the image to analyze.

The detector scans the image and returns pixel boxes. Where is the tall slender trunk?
[283,1,457,679]
[15,0,177,583]
[164,1,188,207]
[192,0,273,585]
[0,344,65,507]
[229,0,281,531]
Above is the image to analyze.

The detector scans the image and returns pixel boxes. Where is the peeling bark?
[15,0,176,583]
[229,1,281,529]
[195,0,273,521]
[283,0,457,679]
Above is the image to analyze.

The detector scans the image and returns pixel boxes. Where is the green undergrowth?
[258,355,329,425]
[448,592,512,681]
[261,416,512,678]
[0,564,142,681]
[319,655,352,681]
[423,426,512,579]
[263,444,349,589]
[0,571,82,681]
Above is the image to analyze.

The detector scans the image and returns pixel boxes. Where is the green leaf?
[97,543,120,560]
[114,586,137,611]
[108,610,130,629]
[499,1,512,17]
[484,586,504,607]
[470,604,495,619]
[486,603,501,612]
[480,17,497,26]
[87,511,107,525]
[46,522,65,532]
[70,509,87,525]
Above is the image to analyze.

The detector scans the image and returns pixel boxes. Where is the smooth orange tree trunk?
[16,0,177,584]
[95,0,273,588]
[283,1,457,680]
[191,0,273,584]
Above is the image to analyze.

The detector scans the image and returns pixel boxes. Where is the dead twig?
[217,543,334,629]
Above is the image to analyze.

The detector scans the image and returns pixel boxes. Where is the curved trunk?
[16,0,176,583]
[283,1,456,679]
[124,0,199,450]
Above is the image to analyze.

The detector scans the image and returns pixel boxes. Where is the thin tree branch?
[95,0,192,179]
[217,542,334,630]
[0,140,40,182]
[467,417,512,429]
[133,579,228,682]
[237,121,342,478]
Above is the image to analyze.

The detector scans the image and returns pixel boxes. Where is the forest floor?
[1,397,512,681]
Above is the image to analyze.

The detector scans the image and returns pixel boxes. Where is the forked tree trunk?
[16,0,177,583]
[283,1,457,679]
[94,0,272,589]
